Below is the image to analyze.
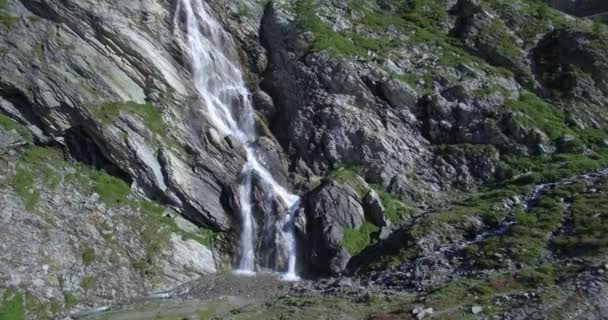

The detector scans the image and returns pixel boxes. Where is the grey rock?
[558,134,586,154]
[415,307,434,319]
[362,189,389,227]
[0,0,254,235]
[0,150,218,315]
[253,90,276,120]
[380,79,418,111]
[304,181,365,274]
[0,128,26,153]
[471,305,483,314]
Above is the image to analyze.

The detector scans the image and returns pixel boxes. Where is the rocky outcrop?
[532,29,608,127]
[362,190,389,227]
[0,143,218,317]
[304,181,365,274]
[0,0,287,235]
[451,0,533,86]
[548,0,608,17]
[260,4,438,192]
[0,126,26,153]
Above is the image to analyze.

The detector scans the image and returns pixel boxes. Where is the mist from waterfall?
[173,0,300,280]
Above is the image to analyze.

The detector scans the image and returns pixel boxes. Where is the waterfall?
[174,0,300,280]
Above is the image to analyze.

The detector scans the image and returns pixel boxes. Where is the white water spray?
[174,0,300,280]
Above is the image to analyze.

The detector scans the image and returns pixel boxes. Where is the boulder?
[304,181,365,274]
[362,189,389,227]
[0,128,26,154]
[380,79,418,111]
[471,305,483,314]
[558,134,586,154]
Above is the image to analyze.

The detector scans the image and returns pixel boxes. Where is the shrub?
[81,248,95,266]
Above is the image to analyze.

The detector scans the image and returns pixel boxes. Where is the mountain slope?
[0,0,607,319]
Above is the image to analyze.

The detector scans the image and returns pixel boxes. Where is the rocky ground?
[1,0,608,319]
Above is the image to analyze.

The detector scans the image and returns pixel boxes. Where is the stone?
[304,181,365,273]
[0,128,26,153]
[416,307,434,319]
[362,189,389,227]
[253,90,276,119]
[380,79,419,110]
[558,134,586,153]
[472,305,483,314]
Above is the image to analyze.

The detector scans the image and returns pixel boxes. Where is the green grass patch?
[362,235,420,273]
[80,276,96,291]
[374,188,416,223]
[410,186,526,241]
[10,169,39,211]
[552,177,608,256]
[93,171,130,206]
[0,113,33,142]
[424,264,563,316]
[82,247,96,266]
[486,17,523,61]
[130,207,172,276]
[327,164,368,197]
[468,183,585,268]
[329,164,416,224]
[91,101,166,139]
[292,0,453,60]
[343,221,379,256]
[481,0,569,47]
[505,92,574,141]
[293,0,368,58]
[10,147,65,211]
[0,0,18,28]
[63,291,78,309]
[0,289,24,320]
[503,150,608,185]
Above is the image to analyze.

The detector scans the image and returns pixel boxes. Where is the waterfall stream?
[174,0,300,280]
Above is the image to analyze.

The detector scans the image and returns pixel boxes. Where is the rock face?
[0,0,269,235]
[260,4,437,191]
[0,145,218,316]
[532,29,608,127]
[0,127,26,153]
[548,0,608,17]
[304,181,365,274]
[362,190,389,227]
[1,0,608,318]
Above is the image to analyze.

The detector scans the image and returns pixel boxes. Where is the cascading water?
[173,0,300,280]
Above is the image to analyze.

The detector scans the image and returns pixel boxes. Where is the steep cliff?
[1,0,608,319]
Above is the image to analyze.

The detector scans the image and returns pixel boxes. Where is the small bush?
[81,248,95,266]
[516,266,555,288]
[79,277,96,291]
[62,292,78,309]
